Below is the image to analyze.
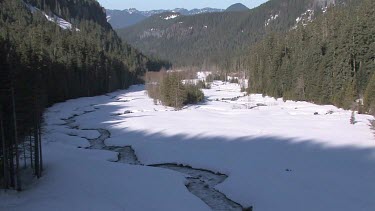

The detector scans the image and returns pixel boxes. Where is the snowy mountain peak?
[126,8,138,14]
[106,7,223,29]
[107,7,223,18]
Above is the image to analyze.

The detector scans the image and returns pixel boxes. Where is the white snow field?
[1,76,375,211]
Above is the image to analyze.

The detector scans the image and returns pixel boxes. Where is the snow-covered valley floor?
[1,80,375,211]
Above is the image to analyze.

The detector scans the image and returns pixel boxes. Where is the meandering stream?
[62,107,246,211]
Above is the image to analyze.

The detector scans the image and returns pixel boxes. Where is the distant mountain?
[226,3,249,12]
[106,8,223,29]
[106,9,147,29]
[117,0,356,68]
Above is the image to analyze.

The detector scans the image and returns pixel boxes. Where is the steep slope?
[106,8,223,29]
[26,0,111,29]
[226,3,249,12]
[118,0,352,69]
[0,0,153,190]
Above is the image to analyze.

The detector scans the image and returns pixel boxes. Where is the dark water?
[63,109,246,211]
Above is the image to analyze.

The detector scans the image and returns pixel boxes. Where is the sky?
[97,0,269,11]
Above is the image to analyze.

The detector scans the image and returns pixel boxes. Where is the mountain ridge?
[226,3,249,12]
[118,0,351,68]
[106,7,223,29]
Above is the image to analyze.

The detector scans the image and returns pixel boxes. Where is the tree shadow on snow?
[65,86,375,210]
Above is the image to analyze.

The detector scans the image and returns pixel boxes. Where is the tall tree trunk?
[0,108,9,189]
[33,125,40,178]
[29,133,33,168]
[11,87,21,191]
[38,120,43,173]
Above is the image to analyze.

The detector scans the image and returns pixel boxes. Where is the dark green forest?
[118,0,374,113]
[0,0,154,190]
[118,0,352,69]
[1,0,374,192]
[246,0,375,113]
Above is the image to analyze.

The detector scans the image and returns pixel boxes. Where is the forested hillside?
[106,7,224,29]
[0,0,152,190]
[118,0,352,69]
[247,0,375,113]
[106,9,148,29]
[225,3,249,12]
[117,0,374,113]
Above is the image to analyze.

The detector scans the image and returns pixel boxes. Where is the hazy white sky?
[97,0,269,10]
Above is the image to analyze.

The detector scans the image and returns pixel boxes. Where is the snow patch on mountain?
[189,8,224,15]
[292,9,315,29]
[292,2,336,30]
[265,12,280,27]
[163,14,179,20]
[109,7,223,18]
[140,28,164,39]
[296,9,314,26]
[126,8,138,15]
[25,3,79,31]
[44,13,79,31]
[322,6,328,13]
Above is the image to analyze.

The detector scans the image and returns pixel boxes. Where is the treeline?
[146,57,173,72]
[145,71,204,108]
[0,0,156,190]
[246,0,375,113]
[25,0,111,30]
[118,0,355,69]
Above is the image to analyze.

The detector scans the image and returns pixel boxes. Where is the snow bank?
[106,83,375,210]
[0,143,209,211]
[2,80,375,211]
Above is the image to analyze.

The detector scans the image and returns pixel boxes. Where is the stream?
[62,109,248,211]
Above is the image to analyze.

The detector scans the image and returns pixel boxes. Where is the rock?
[256,103,267,107]
[326,110,334,115]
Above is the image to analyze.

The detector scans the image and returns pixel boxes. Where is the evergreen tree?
[0,0,167,190]
[246,0,375,112]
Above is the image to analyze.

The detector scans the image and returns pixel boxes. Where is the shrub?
[185,84,205,104]
[196,80,211,89]
[214,74,226,81]
[240,86,246,92]
[145,71,204,108]
[230,77,239,84]
[205,74,214,83]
